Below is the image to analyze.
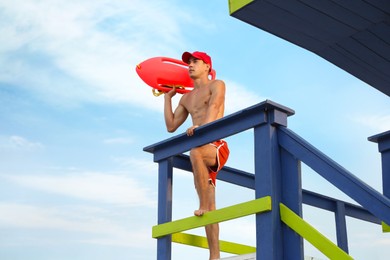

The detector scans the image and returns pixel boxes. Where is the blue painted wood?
[156,159,173,260]
[230,0,390,96]
[278,127,390,225]
[171,153,381,223]
[280,147,303,259]
[269,108,289,126]
[254,122,283,259]
[383,151,390,199]
[369,131,390,199]
[335,201,349,253]
[144,100,294,162]
[144,100,389,259]
[172,154,255,189]
[302,190,380,224]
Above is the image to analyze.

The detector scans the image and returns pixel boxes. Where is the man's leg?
[205,184,220,260]
[190,145,220,259]
[190,145,218,215]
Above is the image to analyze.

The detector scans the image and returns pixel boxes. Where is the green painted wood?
[172,233,256,255]
[280,203,353,260]
[153,196,272,238]
[382,221,390,233]
[228,0,254,15]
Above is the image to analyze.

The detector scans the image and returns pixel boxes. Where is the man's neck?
[192,76,210,89]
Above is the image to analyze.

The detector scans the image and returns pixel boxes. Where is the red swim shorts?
[208,140,229,186]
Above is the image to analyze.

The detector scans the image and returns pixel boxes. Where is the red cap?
[182,51,212,71]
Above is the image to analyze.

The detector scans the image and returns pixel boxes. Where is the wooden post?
[156,158,173,260]
[369,130,390,232]
[368,130,390,199]
[280,146,304,259]
[254,107,296,259]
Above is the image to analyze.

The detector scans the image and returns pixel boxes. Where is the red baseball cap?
[182,51,212,71]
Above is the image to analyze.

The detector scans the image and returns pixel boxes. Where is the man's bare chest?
[185,88,211,111]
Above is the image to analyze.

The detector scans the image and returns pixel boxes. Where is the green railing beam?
[382,221,390,233]
[172,232,256,255]
[280,203,353,260]
[153,196,272,238]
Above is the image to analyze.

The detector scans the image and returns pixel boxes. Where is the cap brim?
[182,52,193,64]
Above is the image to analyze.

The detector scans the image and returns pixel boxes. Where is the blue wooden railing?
[144,100,390,259]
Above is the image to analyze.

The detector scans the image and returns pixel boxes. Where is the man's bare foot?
[194,209,208,216]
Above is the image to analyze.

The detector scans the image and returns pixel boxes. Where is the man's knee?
[190,147,202,163]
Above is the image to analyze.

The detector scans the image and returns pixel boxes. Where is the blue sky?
[1,0,389,259]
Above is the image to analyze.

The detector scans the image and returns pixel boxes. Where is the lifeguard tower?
[144,1,390,259]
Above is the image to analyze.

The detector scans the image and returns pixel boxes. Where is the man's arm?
[203,80,226,125]
[164,88,189,133]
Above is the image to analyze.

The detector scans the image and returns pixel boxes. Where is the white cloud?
[0,135,44,150]
[103,137,134,145]
[9,135,43,149]
[0,0,191,110]
[219,216,256,246]
[224,79,266,115]
[0,0,261,114]
[2,172,156,207]
[351,114,390,134]
[113,154,200,181]
[113,157,157,172]
[0,202,154,248]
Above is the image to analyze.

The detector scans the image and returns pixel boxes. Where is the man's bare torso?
[180,80,225,126]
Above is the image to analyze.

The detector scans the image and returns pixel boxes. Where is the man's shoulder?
[209,79,225,90]
[210,79,224,84]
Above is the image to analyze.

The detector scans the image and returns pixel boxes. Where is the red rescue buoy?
[136,57,216,96]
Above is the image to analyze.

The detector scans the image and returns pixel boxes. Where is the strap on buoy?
[152,86,186,97]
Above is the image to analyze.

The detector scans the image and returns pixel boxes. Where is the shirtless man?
[164,51,229,260]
